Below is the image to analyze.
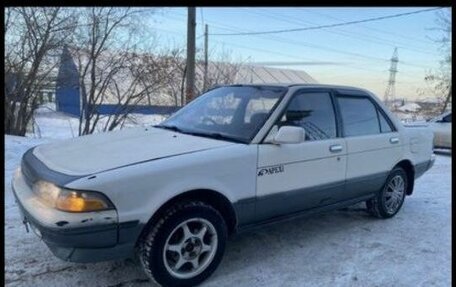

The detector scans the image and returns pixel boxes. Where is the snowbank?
[29,104,167,140]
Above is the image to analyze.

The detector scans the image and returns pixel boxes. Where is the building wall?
[91,104,180,115]
[56,46,81,117]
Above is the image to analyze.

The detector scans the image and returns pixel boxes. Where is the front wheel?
[138,201,227,287]
[366,167,407,218]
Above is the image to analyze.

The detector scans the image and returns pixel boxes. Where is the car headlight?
[32,181,114,212]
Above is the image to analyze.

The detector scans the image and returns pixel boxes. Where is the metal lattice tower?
[384,48,399,109]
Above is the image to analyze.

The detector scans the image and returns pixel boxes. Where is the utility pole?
[203,24,208,92]
[383,47,399,110]
[185,7,196,105]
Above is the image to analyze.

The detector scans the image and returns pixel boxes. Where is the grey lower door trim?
[233,171,389,229]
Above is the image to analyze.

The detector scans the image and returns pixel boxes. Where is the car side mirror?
[272,126,305,144]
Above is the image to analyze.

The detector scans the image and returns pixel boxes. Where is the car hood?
[32,127,235,176]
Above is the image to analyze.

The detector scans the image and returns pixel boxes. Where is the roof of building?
[234,65,316,84]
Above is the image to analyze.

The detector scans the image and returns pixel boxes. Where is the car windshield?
[156,85,287,143]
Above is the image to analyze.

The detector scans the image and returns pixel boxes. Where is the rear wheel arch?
[136,189,237,248]
[367,166,407,218]
[394,160,415,195]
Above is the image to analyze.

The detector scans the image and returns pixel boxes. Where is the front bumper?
[12,170,141,263]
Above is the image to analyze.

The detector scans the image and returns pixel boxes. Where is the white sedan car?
[428,111,452,149]
[12,84,435,287]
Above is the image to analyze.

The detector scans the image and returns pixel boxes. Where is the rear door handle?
[390,137,400,144]
[329,144,343,153]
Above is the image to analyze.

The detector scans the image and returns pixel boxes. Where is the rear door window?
[337,96,380,137]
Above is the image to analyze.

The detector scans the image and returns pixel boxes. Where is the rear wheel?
[139,201,227,287]
[366,167,407,218]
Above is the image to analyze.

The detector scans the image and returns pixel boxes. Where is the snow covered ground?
[4,108,452,287]
[30,103,167,140]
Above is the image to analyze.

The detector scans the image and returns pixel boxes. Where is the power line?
[162,10,428,67]
[210,36,425,80]
[249,8,439,56]
[153,25,426,83]
[208,37,392,75]
[155,11,434,78]
[192,16,390,63]
[298,8,436,46]
[211,23,390,64]
[251,61,348,66]
[162,9,439,60]
[210,8,443,36]
[203,14,438,70]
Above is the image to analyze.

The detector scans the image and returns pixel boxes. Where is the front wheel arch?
[136,189,237,249]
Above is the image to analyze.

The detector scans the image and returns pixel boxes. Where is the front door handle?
[390,137,400,144]
[329,144,343,153]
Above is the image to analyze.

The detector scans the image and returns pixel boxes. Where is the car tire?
[138,201,227,287]
[366,167,407,219]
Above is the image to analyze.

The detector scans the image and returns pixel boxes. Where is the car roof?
[220,83,371,92]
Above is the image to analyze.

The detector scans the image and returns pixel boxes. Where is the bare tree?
[195,47,244,95]
[155,47,187,107]
[99,51,179,132]
[61,7,247,135]
[4,7,77,136]
[70,7,160,135]
[422,8,452,114]
[150,45,245,107]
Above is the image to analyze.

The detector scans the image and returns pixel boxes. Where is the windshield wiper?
[186,131,247,144]
[155,125,247,143]
[154,124,185,133]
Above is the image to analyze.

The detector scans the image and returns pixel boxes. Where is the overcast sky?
[145,7,449,101]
